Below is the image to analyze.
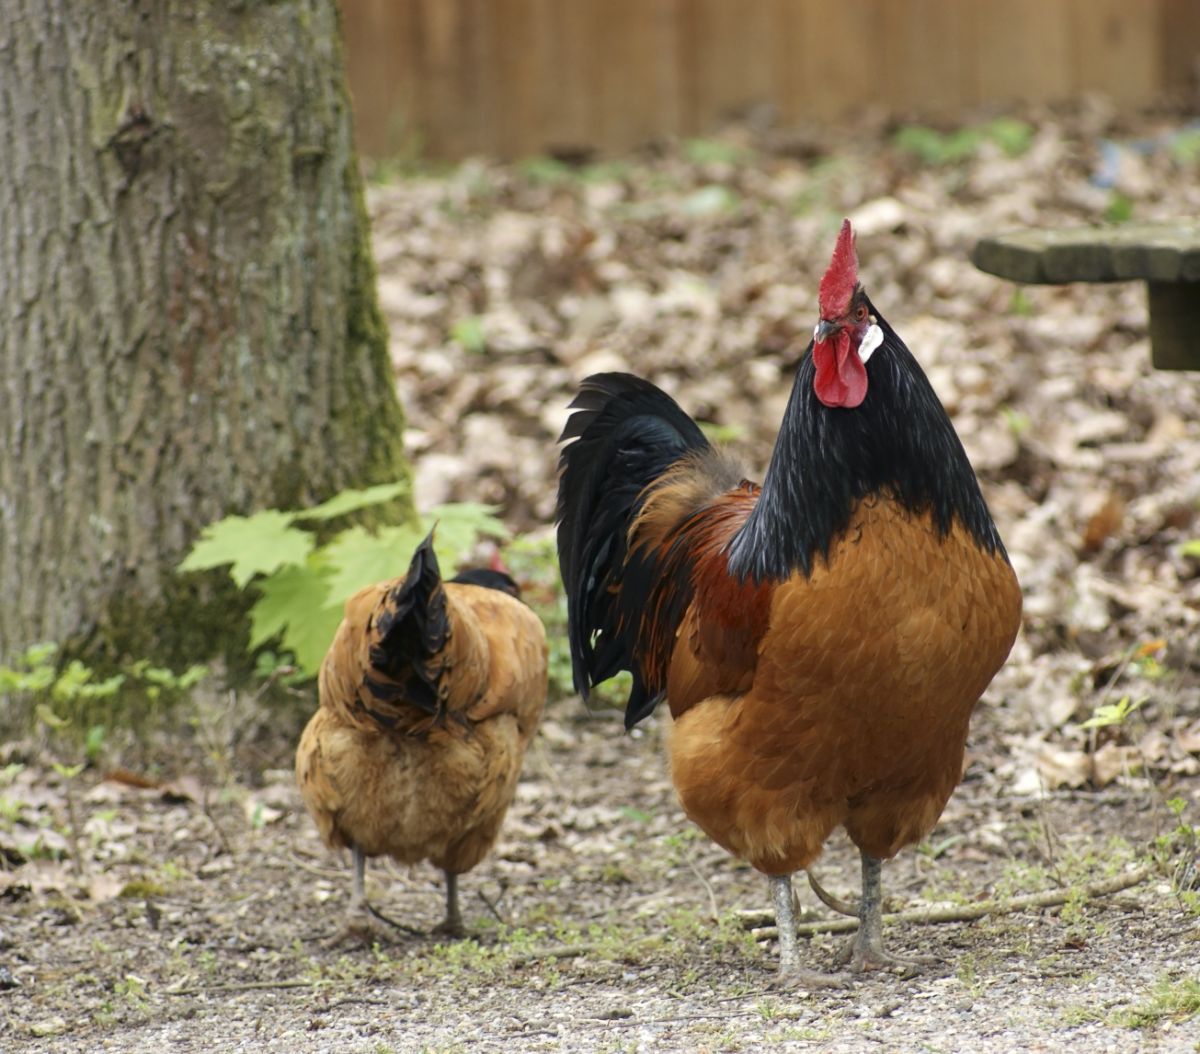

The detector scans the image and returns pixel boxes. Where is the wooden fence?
[340,0,1200,160]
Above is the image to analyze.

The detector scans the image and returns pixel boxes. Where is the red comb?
[489,549,508,574]
[818,219,858,319]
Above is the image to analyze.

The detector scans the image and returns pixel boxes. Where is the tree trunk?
[0,1,410,668]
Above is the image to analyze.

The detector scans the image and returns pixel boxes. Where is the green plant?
[683,137,751,166]
[1009,288,1034,318]
[519,155,577,184]
[1104,191,1134,224]
[179,485,507,676]
[450,315,487,354]
[894,118,1034,166]
[1154,797,1200,916]
[1081,694,1146,730]
[0,642,207,760]
[1115,976,1200,1028]
[1169,129,1200,165]
[698,420,748,444]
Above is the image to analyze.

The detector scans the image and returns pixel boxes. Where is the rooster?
[556,221,1021,981]
[295,532,548,939]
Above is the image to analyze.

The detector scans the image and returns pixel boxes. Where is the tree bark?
[0,1,410,667]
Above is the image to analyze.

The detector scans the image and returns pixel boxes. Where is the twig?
[61,777,85,879]
[320,997,391,1010]
[507,934,661,967]
[201,785,234,858]
[751,865,1155,939]
[254,664,300,701]
[477,886,508,925]
[286,851,345,880]
[164,979,317,996]
[686,855,720,923]
[806,870,859,918]
[508,942,604,966]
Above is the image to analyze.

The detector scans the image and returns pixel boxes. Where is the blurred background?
[341,0,1200,160]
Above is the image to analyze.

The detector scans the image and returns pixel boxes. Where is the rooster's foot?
[430,917,467,940]
[771,965,847,991]
[835,935,933,977]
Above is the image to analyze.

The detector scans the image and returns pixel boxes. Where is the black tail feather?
[555,373,709,711]
[450,567,521,598]
[365,530,449,719]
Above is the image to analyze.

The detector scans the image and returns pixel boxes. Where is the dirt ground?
[4,100,1200,1051]
[2,706,1198,1053]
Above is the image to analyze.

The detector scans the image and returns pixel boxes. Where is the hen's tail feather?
[364,530,449,720]
[555,373,709,713]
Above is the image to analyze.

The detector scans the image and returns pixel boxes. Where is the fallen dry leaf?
[1036,747,1092,790]
[1091,742,1142,787]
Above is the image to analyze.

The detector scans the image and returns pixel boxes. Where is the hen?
[556,220,1021,979]
[296,532,548,938]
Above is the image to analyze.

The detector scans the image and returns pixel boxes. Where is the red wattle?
[813,332,867,408]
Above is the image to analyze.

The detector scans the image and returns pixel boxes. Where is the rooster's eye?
[854,305,868,322]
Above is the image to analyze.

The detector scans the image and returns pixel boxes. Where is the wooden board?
[339,0,1186,160]
[974,0,1073,103]
[973,224,1200,284]
[1069,0,1160,104]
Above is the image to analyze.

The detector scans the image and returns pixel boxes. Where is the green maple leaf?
[322,524,425,607]
[180,510,313,588]
[426,503,509,566]
[248,561,341,675]
[295,481,410,523]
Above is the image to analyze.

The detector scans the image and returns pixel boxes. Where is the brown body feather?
[665,494,1020,875]
[295,579,548,877]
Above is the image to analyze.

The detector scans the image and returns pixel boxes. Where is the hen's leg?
[836,851,929,974]
[349,847,368,916]
[323,848,378,945]
[433,871,466,938]
[769,874,842,988]
[327,849,420,943]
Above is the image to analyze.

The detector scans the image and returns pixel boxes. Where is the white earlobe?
[858,323,883,364]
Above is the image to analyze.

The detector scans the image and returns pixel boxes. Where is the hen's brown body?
[296,539,547,936]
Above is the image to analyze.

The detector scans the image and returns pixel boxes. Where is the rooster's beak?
[814,319,838,344]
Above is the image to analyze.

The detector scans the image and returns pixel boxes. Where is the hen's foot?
[322,912,392,948]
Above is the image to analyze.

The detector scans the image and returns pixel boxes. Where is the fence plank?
[1070,0,1160,103]
[783,0,884,121]
[341,0,419,157]
[876,0,977,112]
[974,0,1072,103]
[682,0,780,133]
[1161,0,1200,92]
[339,0,1180,160]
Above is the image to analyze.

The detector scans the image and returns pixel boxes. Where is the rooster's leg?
[433,870,466,938]
[769,874,843,988]
[836,851,930,974]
